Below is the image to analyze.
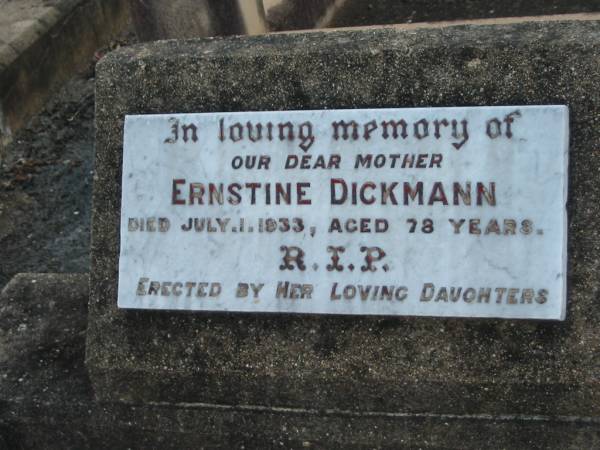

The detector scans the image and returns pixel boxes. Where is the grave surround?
[88,19,600,415]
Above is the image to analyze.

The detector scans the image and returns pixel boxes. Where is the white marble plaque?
[118,106,568,320]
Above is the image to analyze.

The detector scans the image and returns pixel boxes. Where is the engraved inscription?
[119,106,568,319]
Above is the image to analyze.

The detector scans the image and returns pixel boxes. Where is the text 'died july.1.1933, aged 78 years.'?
[118,106,568,319]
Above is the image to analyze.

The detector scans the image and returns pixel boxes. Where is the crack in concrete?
[122,400,600,425]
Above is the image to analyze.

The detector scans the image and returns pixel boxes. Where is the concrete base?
[2,274,600,448]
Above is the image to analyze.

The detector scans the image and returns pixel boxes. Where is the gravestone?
[87,18,600,417]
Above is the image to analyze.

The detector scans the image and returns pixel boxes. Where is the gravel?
[0,74,95,289]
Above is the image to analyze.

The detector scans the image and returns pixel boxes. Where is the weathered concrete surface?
[7,274,600,448]
[327,0,600,28]
[89,20,600,416]
[0,0,130,154]
[0,273,91,447]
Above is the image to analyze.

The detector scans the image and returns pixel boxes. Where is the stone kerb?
[87,20,600,415]
[0,0,129,155]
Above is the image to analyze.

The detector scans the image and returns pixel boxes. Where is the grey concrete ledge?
[1,273,600,448]
[0,0,130,154]
[275,11,600,34]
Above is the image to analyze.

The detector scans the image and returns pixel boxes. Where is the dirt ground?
[0,73,95,289]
